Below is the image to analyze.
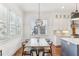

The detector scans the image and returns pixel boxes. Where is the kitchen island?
[61,37,79,56]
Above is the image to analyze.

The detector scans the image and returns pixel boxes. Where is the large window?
[0,4,22,40]
[32,20,47,35]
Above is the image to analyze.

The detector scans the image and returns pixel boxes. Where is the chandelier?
[35,3,43,26]
[71,3,79,20]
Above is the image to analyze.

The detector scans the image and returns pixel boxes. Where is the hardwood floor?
[14,47,23,56]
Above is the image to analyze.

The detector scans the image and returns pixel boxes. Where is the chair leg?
[42,52,44,56]
[36,51,38,56]
[30,50,32,56]
[38,50,44,56]
[31,52,33,56]
[30,50,38,56]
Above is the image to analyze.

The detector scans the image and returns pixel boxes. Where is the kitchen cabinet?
[61,38,79,56]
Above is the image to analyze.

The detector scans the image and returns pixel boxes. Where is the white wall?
[23,12,71,40]
[2,3,23,18]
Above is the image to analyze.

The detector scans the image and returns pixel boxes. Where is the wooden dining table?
[24,38,50,56]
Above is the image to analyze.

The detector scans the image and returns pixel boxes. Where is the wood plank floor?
[14,47,23,56]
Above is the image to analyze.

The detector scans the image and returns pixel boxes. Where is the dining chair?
[38,47,44,56]
[50,42,53,56]
[43,42,53,56]
[30,48,38,56]
[22,42,31,56]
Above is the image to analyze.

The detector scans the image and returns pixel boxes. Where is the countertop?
[61,37,79,45]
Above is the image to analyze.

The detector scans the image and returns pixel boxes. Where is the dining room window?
[32,20,47,35]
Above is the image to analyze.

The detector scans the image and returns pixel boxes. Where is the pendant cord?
[76,3,78,12]
[38,3,40,20]
[76,3,77,10]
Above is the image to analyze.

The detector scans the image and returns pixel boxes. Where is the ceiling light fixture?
[61,6,64,9]
[71,3,79,20]
[35,3,43,26]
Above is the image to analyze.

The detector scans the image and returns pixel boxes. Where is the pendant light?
[35,3,43,26]
[71,3,79,20]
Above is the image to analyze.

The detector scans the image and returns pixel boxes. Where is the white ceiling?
[16,3,79,13]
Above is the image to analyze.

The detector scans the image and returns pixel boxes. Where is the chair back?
[22,42,26,56]
[50,42,53,56]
